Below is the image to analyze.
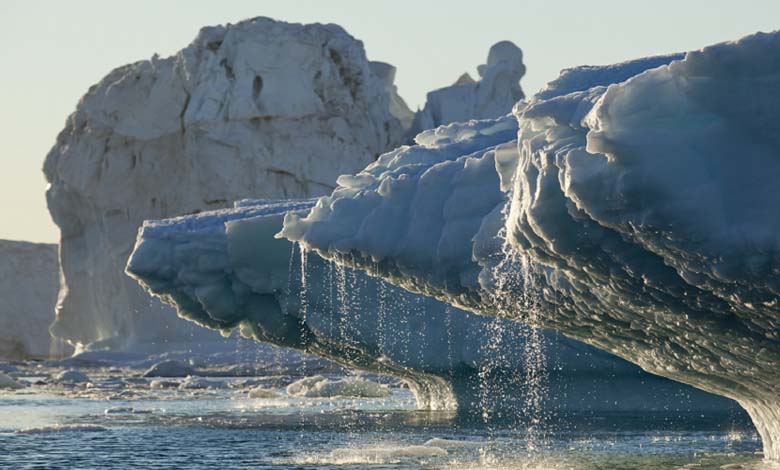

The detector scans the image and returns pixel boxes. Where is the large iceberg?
[280,33,780,459]
[128,199,739,418]
[0,240,70,359]
[43,17,409,349]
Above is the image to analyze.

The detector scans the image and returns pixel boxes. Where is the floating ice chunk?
[104,406,134,415]
[0,372,24,390]
[286,376,390,398]
[142,360,196,378]
[54,370,90,383]
[178,376,227,390]
[148,379,179,390]
[248,387,282,399]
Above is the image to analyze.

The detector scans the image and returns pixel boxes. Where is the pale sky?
[2,0,778,243]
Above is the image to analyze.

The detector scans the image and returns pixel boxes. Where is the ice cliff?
[281,33,780,459]
[127,199,739,417]
[43,17,409,349]
[0,240,69,359]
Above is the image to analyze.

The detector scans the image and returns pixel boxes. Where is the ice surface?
[280,32,780,459]
[128,199,739,418]
[0,240,68,360]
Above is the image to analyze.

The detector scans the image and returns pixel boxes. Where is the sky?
[1,0,779,243]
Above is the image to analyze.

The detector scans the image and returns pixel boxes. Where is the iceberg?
[408,41,526,138]
[280,33,780,459]
[43,17,409,350]
[42,18,525,357]
[128,198,739,418]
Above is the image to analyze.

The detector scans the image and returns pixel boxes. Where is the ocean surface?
[0,366,776,470]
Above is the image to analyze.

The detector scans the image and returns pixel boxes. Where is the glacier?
[0,240,70,360]
[127,198,740,418]
[280,33,780,459]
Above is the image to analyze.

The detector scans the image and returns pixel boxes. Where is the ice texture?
[280,32,780,459]
[0,240,68,360]
[408,41,525,138]
[128,199,739,417]
[43,17,409,350]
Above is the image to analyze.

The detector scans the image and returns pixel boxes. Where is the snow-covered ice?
[280,32,780,459]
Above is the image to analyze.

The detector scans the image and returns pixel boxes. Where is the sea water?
[0,367,774,470]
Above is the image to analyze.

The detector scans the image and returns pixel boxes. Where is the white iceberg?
[43,17,409,351]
